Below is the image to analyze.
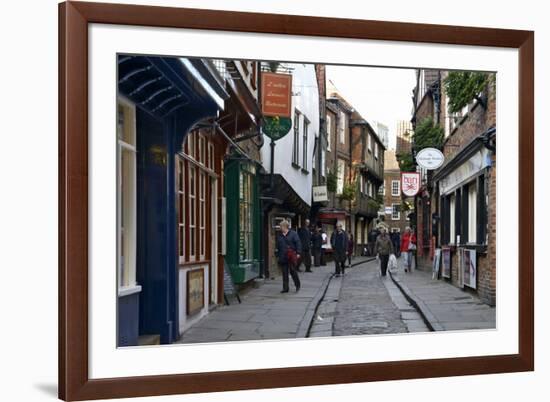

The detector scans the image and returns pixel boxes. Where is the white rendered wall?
[261,63,320,206]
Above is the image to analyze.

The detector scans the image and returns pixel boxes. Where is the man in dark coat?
[368,228,380,256]
[390,229,401,258]
[331,223,349,277]
[275,219,302,293]
[311,226,323,267]
[297,219,312,272]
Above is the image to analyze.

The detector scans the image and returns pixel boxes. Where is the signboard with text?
[416,147,445,170]
[401,172,421,197]
[261,72,292,118]
[313,186,328,202]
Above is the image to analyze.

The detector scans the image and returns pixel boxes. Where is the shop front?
[117,55,229,345]
[224,159,262,284]
[434,133,496,305]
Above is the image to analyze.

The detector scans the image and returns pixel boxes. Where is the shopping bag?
[388,254,398,273]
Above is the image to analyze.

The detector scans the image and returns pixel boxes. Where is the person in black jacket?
[297,219,312,272]
[311,226,323,267]
[275,220,302,293]
[331,223,349,277]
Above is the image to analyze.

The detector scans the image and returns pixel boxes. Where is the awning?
[118,55,229,119]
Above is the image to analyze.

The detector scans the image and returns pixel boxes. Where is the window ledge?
[301,168,309,175]
[118,284,142,298]
[291,162,301,170]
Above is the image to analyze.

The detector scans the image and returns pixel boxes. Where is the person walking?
[374,226,394,277]
[311,226,323,267]
[400,226,417,273]
[391,229,401,258]
[331,223,348,277]
[368,227,379,256]
[297,219,312,272]
[320,229,329,266]
[347,233,354,267]
[275,220,302,293]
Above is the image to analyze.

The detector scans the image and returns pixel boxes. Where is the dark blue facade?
[117,55,228,345]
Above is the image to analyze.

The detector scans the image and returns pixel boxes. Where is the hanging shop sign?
[313,186,328,202]
[401,172,421,197]
[261,72,292,117]
[263,116,292,140]
[416,147,445,170]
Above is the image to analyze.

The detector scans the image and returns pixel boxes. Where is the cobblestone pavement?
[333,260,409,336]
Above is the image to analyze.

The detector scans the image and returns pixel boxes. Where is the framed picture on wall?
[59,1,533,400]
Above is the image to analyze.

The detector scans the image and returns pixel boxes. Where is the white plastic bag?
[388,254,398,273]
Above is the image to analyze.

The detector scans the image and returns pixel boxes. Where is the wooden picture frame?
[59,1,534,400]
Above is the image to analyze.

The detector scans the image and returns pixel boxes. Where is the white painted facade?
[260,63,320,206]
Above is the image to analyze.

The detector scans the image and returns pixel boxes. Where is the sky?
[326,65,417,150]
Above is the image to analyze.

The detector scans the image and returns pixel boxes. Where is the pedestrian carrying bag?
[408,241,417,251]
[285,237,299,266]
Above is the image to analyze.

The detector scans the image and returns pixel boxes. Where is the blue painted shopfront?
[117,55,228,345]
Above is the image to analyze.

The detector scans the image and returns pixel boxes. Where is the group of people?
[275,220,357,292]
[373,226,417,277]
[276,219,417,293]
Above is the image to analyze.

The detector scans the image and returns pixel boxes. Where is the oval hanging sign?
[416,147,445,170]
[263,116,292,141]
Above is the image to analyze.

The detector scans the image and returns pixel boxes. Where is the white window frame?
[391,203,400,220]
[379,183,385,196]
[117,98,137,292]
[336,159,345,195]
[338,110,346,144]
[391,180,400,196]
[293,110,301,166]
[302,117,309,171]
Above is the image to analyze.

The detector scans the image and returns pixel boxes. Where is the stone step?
[138,334,160,346]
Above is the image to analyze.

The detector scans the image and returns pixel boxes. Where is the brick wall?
[438,78,496,306]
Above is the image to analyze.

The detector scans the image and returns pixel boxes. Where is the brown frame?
[59,1,534,400]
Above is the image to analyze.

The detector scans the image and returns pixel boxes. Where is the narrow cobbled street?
[333,262,410,336]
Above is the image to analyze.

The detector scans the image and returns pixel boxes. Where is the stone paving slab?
[390,267,496,331]
[177,265,335,344]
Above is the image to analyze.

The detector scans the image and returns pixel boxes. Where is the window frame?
[117,97,137,292]
[391,180,400,196]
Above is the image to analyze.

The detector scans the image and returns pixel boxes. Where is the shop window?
[449,194,456,244]
[117,98,137,290]
[199,171,206,259]
[176,157,186,263]
[468,182,477,244]
[239,165,255,261]
[188,165,196,261]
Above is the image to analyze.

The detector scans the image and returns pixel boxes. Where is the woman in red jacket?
[400,227,416,272]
